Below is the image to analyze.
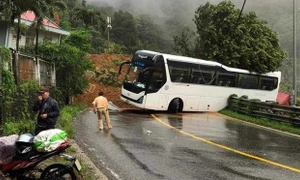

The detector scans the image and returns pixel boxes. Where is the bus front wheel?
[168,98,183,113]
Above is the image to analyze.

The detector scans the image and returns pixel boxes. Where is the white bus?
[118,50,281,112]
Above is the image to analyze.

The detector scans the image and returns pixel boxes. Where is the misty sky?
[86,0,295,31]
[86,0,234,22]
[85,0,292,18]
[86,0,295,36]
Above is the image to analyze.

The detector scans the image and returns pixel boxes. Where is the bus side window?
[259,77,277,91]
[217,80,223,86]
[191,75,199,84]
[217,72,236,87]
[238,74,258,89]
[225,81,231,87]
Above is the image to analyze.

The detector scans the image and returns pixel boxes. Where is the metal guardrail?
[228,96,300,126]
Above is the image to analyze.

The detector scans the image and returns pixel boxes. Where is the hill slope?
[73,54,133,109]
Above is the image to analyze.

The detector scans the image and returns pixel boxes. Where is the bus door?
[144,70,167,110]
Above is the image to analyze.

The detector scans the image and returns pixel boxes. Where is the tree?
[69,7,106,53]
[0,0,66,86]
[174,1,286,74]
[0,0,33,51]
[29,0,66,59]
[111,10,139,54]
[1,0,66,51]
[64,30,92,52]
[173,27,196,57]
[38,40,94,105]
[136,14,167,52]
[72,7,105,31]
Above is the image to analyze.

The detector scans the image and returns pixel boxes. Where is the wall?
[38,31,61,44]
[7,29,61,50]
[0,22,8,46]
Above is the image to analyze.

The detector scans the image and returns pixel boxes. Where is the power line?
[235,0,247,27]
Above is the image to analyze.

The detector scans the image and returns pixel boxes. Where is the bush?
[56,104,86,138]
[2,119,36,135]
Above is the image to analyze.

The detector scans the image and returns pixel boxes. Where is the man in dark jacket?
[33,87,60,135]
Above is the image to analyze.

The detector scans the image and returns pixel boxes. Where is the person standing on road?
[33,87,60,135]
[92,91,112,130]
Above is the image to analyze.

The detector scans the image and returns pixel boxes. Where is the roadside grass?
[219,109,300,135]
[56,103,86,138]
[1,119,36,135]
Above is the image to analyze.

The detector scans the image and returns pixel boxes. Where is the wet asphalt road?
[74,108,300,180]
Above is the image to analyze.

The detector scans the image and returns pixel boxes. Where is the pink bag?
[0,135,19,165]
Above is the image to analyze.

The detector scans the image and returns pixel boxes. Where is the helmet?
[16,133,34,154]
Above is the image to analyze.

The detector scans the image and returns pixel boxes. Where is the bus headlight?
[137,96,144,103]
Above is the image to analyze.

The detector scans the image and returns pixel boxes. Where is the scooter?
[0,134,81,180]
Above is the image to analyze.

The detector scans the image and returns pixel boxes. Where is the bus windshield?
[122,51,157,93]
[125,66,148,89]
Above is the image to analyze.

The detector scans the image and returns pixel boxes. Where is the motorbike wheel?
[40,163,77,180]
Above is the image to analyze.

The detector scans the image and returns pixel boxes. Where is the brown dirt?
[73,54,133,109]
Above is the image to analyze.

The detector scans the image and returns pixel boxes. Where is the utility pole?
[292,0,297,106]
[0,55,1,123]
[107,16,112,52]
[82,0,86,7]
[0,55,2,86]
[236,0,247,27]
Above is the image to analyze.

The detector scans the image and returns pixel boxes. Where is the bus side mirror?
[118,61,131,76]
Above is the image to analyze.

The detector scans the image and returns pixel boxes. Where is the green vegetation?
[2,119,36,135]
[174,1,286,74]
[56,104,86,138]
[0,46,11,64]
[38,32,94,105]
[220,109,300,135]
[1,103,86,136]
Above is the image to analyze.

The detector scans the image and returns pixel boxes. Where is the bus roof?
[135,50,281,77]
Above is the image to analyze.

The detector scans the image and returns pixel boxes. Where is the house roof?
[17,11,70,36]
[21,11,59,29]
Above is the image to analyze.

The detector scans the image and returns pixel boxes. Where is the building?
[0,11,70,86]
[0,11,69,49]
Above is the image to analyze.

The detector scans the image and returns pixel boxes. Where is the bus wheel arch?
[168,98,183,113]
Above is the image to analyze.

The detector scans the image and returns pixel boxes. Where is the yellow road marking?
[151,114,300,173]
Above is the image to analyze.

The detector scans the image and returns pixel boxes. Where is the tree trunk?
[35,26,39,61]
[12,16,21,86]
[0,55,2,124]
[16,16,21,52]
[11,51,19,86]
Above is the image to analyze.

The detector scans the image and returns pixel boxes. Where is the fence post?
[36,57,40,86]
[12,51,20,86]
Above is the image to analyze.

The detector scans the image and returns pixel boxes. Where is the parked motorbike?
[0,133,81,180]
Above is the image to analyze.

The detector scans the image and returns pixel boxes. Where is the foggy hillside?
[86,0,292,23]
[86,0,299,85]
[87,0,295,44]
